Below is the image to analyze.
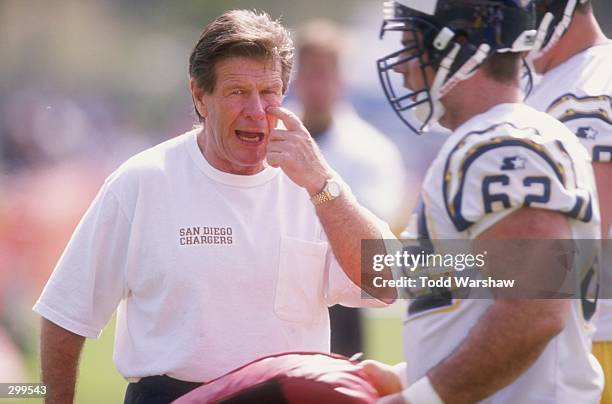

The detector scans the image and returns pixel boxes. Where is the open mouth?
[235,130,264,144]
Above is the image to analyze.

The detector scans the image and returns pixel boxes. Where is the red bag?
[173,351,379,404]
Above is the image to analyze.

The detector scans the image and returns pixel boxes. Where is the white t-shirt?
[401,103,602,403]
[526,42,612,341]
[34,129,387,382]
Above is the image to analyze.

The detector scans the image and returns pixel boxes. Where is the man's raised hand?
[265,106,332,195]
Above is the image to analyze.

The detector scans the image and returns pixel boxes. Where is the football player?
[525,0,612,402]
[361,0,603,403]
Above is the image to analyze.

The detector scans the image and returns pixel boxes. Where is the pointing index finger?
[266,106,303,131]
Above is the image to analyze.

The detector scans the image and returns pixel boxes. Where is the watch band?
[310,179,341,206]
[310,190,333,205]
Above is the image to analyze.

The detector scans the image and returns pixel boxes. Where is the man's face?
[295,48,342,113]
[390,29,445,128]
[393,30,433,95]
[193,57,283,175]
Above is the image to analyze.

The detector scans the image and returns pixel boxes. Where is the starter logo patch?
[500,155,527,170]
[576,126,598,140]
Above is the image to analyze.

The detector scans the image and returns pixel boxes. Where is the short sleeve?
[33,181,131,337]
[443,128,595,234]
[546,93,612,163]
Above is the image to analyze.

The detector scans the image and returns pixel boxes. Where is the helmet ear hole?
[454,31,469,46]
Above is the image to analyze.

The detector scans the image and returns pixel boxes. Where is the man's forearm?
[427,299,569,404]
[40,318,85,404]
[315,189,396,300]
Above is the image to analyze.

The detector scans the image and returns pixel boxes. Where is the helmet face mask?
[377,17,441,133]
[377,0,537,134]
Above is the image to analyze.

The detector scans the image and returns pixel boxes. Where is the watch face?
[327,181,341,198]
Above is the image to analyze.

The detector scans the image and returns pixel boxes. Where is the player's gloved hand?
[265,106,333,195]
[358,359,404,397]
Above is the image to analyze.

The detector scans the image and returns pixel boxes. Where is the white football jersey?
[527,42,612,164]
[401,103,603,403]
[527,42,612,341]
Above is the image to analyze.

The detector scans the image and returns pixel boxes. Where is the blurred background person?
[293,19,407,226]
[291,19,408,358]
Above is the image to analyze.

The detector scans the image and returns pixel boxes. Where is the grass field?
[1,318,125,404]
[5,305,404,403]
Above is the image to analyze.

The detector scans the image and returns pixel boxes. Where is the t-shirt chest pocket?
[274,235,328,324]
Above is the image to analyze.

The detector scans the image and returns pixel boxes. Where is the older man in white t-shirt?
[34,10,396,404]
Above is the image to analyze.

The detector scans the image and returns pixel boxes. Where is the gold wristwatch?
[310,179,342,206]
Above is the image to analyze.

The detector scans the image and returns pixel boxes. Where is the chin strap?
[528,0,579,62]
[416,43,459,131]
[420,43,491,132]
[439,43,491,97]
